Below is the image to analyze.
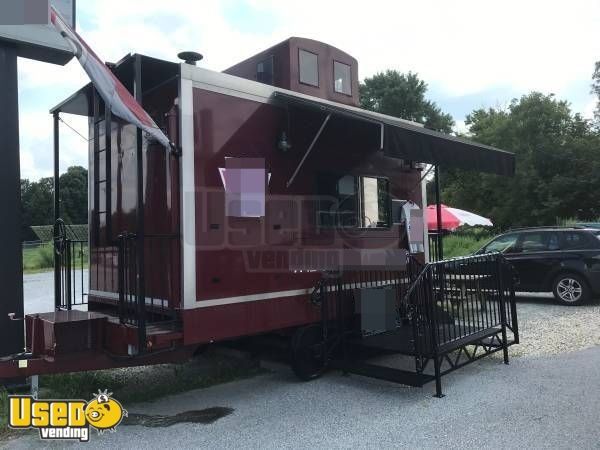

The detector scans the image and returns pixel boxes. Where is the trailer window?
[360,177,390,228]
[256,55,274,85]
[317,174,390,228]
[299,49,319,87]
[334,61,351,95]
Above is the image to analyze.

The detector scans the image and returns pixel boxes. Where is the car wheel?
[552,273,590,306]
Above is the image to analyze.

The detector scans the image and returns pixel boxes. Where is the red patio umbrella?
[426,204,493,231]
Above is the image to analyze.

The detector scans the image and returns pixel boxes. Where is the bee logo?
[84,390,127,434]
[9,389,127,442]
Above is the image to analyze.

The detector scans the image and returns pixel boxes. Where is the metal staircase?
[306,253,519,396]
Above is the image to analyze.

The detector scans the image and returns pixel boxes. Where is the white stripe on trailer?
[180,74,197,310]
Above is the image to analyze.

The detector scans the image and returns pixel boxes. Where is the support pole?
[433,355,444,398]
[0,44,25,357]
[53,112,61,310]
[134,55,146,353]
[434,165,443,261]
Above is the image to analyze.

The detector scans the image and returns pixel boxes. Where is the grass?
[442,233,491,258]
[22,243,88,274]
[39,352,264,405]
[441,227,494,258]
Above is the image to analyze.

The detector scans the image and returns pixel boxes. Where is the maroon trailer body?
[1,38,517,392]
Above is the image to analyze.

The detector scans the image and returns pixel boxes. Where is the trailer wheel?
[290,325,326,381]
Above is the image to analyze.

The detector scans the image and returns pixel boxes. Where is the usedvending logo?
[9,390,127,442]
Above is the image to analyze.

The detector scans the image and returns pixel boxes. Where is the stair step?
[330,360,435,387]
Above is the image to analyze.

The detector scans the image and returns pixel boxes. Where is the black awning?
[272,91,515,176]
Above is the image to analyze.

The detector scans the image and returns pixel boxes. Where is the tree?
[59,166,88,224]
[441,93,600,229]
[593,61,600,125]
[360,70,454,132]
[21,177,54,227]
[20,166,88,240]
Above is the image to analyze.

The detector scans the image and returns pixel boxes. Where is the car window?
[546,232,561,251]
[519,232,548,253]
[483,234,518,253]
[561,231,592,250]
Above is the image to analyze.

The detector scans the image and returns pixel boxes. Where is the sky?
[16,0,600,180]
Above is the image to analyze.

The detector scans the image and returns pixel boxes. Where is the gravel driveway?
[513,294,600,357]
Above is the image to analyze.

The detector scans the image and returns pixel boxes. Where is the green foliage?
[442,226,494,258]
[0,388,8,429]
[21,177,54,232]
[40,351,263,405]
[440,93,600,229]
[359,70,454,132]
[22,243,88,273]
[20,166,88,241]
[22,244,54,272]
[593,60,600,125]
[59,166,88,224]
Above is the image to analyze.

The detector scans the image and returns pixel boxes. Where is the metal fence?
[117,233,180,350]
[313,252,518,396]
[55,239,88,310]
[407,253,518,351]
[405,252,518,394]
[428,231,445,262]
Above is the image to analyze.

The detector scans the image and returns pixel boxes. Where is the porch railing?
[117,233,180,350]
[315,252,518,396]
[428,231,447,262]
[407,252,518,352]
[54,218,88,310]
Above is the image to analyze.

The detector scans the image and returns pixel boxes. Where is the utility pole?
[0,43,25,358]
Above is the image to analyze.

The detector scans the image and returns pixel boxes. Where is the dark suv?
[475,227,600,305]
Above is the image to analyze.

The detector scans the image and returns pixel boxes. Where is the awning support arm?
[286,113,331,188]
[434,164,444,260]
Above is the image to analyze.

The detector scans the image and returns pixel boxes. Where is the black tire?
[552,273,590,306]
[290,324,326,381]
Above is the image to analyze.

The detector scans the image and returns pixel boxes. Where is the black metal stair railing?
[54,218,88,311]
[405,252,519,395]
[406,252,519,354]
[117,232,180,353]
[312,251,519,396]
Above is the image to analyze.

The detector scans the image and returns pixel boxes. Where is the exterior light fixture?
[277,131,292,152]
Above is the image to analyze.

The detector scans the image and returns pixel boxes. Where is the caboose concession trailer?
[1,38,518,396]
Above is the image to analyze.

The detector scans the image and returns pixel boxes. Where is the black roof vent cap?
[177,51,203,65]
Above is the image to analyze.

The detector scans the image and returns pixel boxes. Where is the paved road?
[23,270,88,314]
[8,344,600,449]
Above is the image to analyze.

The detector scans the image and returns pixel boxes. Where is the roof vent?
[177,51,203,65]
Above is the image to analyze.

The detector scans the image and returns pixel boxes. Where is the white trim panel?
[179,63,421,128]
[181,279,403,309]
[180,75,197,309]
